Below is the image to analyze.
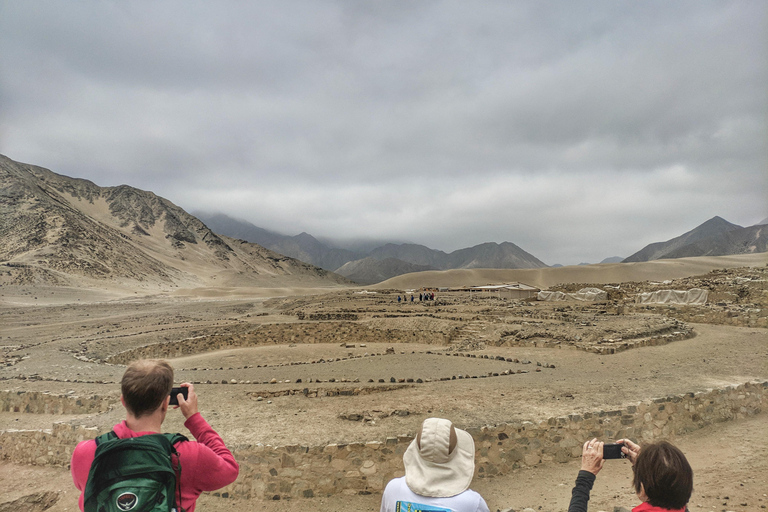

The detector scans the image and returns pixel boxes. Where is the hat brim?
[403,427,475,498]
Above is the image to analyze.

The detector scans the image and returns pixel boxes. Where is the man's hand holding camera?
[174,383,198,420]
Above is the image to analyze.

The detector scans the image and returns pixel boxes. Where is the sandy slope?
[373,253,768,291]
[3,253,765,305]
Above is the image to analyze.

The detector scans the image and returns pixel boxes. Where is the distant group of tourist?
[398,291,436,303]
[70,359,693,512]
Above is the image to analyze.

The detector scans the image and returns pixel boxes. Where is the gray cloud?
[1,0,765,265]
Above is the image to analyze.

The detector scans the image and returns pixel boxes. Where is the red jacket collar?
[632,501,686,512]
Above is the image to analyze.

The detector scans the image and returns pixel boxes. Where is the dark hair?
[633,441,693,510]
[121,359,174,418]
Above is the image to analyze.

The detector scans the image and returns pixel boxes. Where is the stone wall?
[1,381,764,501]
[222,381,766,500]
[501,329,696,355]
[653,304,768,328]
[0,390,116,415]
[107,322,446,365]
[0,423,97,466]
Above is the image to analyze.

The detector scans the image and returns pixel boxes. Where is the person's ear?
[637,483,648,502]
[120,394,126,408]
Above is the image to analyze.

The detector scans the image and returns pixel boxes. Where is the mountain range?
[0,155,349,290]
[196,212,548,285]
[197,211,767,284]
[2,153,765,289]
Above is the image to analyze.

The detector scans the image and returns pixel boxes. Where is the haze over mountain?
[196,213,363,272]
[0,155,349,291]
[196,212,548,284]
[198,210,767,284]
[623,216,768,263]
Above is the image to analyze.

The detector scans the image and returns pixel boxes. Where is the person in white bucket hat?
[380,418,490,512]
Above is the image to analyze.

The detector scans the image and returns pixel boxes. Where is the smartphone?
[603,443,625,459]
[169,386,188,406]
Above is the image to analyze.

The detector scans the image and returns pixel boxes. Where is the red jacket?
[632,502,687,512]
[71,413,239,512]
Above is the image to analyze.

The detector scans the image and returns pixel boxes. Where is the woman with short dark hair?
[568,438,692,512]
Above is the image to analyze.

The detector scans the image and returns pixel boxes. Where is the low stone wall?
[107,322,447,365]
[222,381,766,500]
[658,305,768,329]
[0,390,117,415]
[0,423,97,466]
[502,329,696,354]
[0,381,764,501]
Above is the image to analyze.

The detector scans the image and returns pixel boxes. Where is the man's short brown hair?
[121,359,174,418]
[633,441,693,510]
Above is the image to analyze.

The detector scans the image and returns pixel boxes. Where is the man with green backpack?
[71,359,239,512]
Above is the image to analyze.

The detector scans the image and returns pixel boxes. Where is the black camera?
[169,386,188,406]
[603,443,626,459]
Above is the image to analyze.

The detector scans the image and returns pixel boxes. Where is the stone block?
[524,452,541,466]
[360,460,377,475]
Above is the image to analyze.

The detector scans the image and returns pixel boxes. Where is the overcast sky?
[1,1,766,265]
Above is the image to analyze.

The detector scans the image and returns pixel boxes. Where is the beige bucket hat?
[403,418,476,498]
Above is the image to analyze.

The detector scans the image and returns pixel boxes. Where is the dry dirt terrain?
[0,255,766,511]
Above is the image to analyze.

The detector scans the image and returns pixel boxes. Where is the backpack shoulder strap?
[93,430,118,446]
[164,433,188,512]
[164,432,188,447]
[94,431,186,447]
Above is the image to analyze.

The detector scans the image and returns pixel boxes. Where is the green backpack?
[83,432,188,512]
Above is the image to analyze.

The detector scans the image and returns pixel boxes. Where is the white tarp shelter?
[537,290,568,301]
[469,283,540,299]
[570,287,608,301]
[635,288,708,305]
[537,287,608,301]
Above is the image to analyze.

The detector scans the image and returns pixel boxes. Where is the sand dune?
[372,253,768,290]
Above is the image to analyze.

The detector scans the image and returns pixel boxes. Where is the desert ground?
[0,253,766,511]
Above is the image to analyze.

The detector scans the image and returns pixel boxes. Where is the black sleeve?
[567,470,596,512]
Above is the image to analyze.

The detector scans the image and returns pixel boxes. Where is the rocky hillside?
[624,216,767,262]
[367,241,548,271]
[441,242,547,269]
[660,224,768,259]
[0,155,349,289]
[367,243,448,268]
[334,242,547,283]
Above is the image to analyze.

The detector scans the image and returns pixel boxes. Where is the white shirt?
[380,477,490,512]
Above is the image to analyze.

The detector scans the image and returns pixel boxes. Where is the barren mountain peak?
[0,155,349,293]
